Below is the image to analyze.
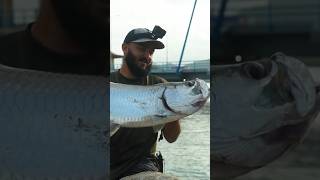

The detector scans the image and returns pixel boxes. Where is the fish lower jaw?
[191,98,208,107]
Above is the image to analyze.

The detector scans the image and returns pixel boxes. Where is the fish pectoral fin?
[153,124,165,132]
[152,114,168,132]
[154,114,167,118]
[110,123,120,137]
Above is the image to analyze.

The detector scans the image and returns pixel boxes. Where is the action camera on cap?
[151,25,166,39]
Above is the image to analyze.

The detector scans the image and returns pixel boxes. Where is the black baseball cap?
[123,26,166,49]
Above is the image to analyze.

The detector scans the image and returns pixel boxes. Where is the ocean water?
[158,103,210,180]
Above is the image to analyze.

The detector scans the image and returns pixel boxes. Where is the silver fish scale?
[0,65,108,179]
[110,79,210,132]
[111,83,165,127]
[0,173,105,180]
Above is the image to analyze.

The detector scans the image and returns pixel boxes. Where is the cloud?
[110,0,210,62]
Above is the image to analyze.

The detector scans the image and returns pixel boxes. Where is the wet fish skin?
[110,78,210,135]
[211,53,320,179]
[0,64,108,179]
[120,171,179,180]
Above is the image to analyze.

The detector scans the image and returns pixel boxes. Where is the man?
[0,0,108,177]
[110,26,181,179]
[0,0,107,74]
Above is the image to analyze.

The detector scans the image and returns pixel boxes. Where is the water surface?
[158,103,210,180]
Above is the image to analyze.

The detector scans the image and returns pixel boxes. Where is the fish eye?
[185,81,195,87]
[241,61,270,80]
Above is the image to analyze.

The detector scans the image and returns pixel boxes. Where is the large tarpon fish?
[0,64,109,179]
[212,52,320,179]
[0,63,209,179]
[110,78,210,136]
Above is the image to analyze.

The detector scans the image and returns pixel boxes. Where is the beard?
[124,50,152,78]
[51,0,108,51]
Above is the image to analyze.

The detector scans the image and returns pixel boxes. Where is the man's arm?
[162,120,181,143]
[156,76,181,143]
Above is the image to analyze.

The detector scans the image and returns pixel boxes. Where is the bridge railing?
[0,8,38,28]
[14,8,38,25]
[212,0,320,33]
[112,60,210,73]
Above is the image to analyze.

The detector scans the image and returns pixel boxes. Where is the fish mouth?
[192,98,208,107]
[192,80,210,108]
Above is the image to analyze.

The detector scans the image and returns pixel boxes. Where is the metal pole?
[166,33,168,66]
[0,0,13,27]
[213,0,229,46]
[176,0,198,74]
[267,0,273,32]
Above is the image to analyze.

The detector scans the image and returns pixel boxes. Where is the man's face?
[123,43,155,78]
[51,0,107,51]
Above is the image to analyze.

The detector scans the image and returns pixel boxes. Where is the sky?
[13,0,39,9]
[11,0,210,63]
[12,0,39,24]
[110,0,210,63]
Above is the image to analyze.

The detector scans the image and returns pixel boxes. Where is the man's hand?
[162,120,181,143]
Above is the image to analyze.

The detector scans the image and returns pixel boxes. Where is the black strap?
[155,151,164,173]
[158,130,164,142]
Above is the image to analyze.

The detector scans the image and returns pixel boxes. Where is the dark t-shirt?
[0,24,107,76]
[110,70,166,179]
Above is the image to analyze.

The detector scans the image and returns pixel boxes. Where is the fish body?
[0,64,108,179]
[110,78,210,135]
[212,53,320,179]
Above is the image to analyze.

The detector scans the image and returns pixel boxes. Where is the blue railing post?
[267,0,273,32]
[193,62,196,73]
[0,0,13,28]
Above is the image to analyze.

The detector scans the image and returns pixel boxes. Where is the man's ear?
[122,44,129,54]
